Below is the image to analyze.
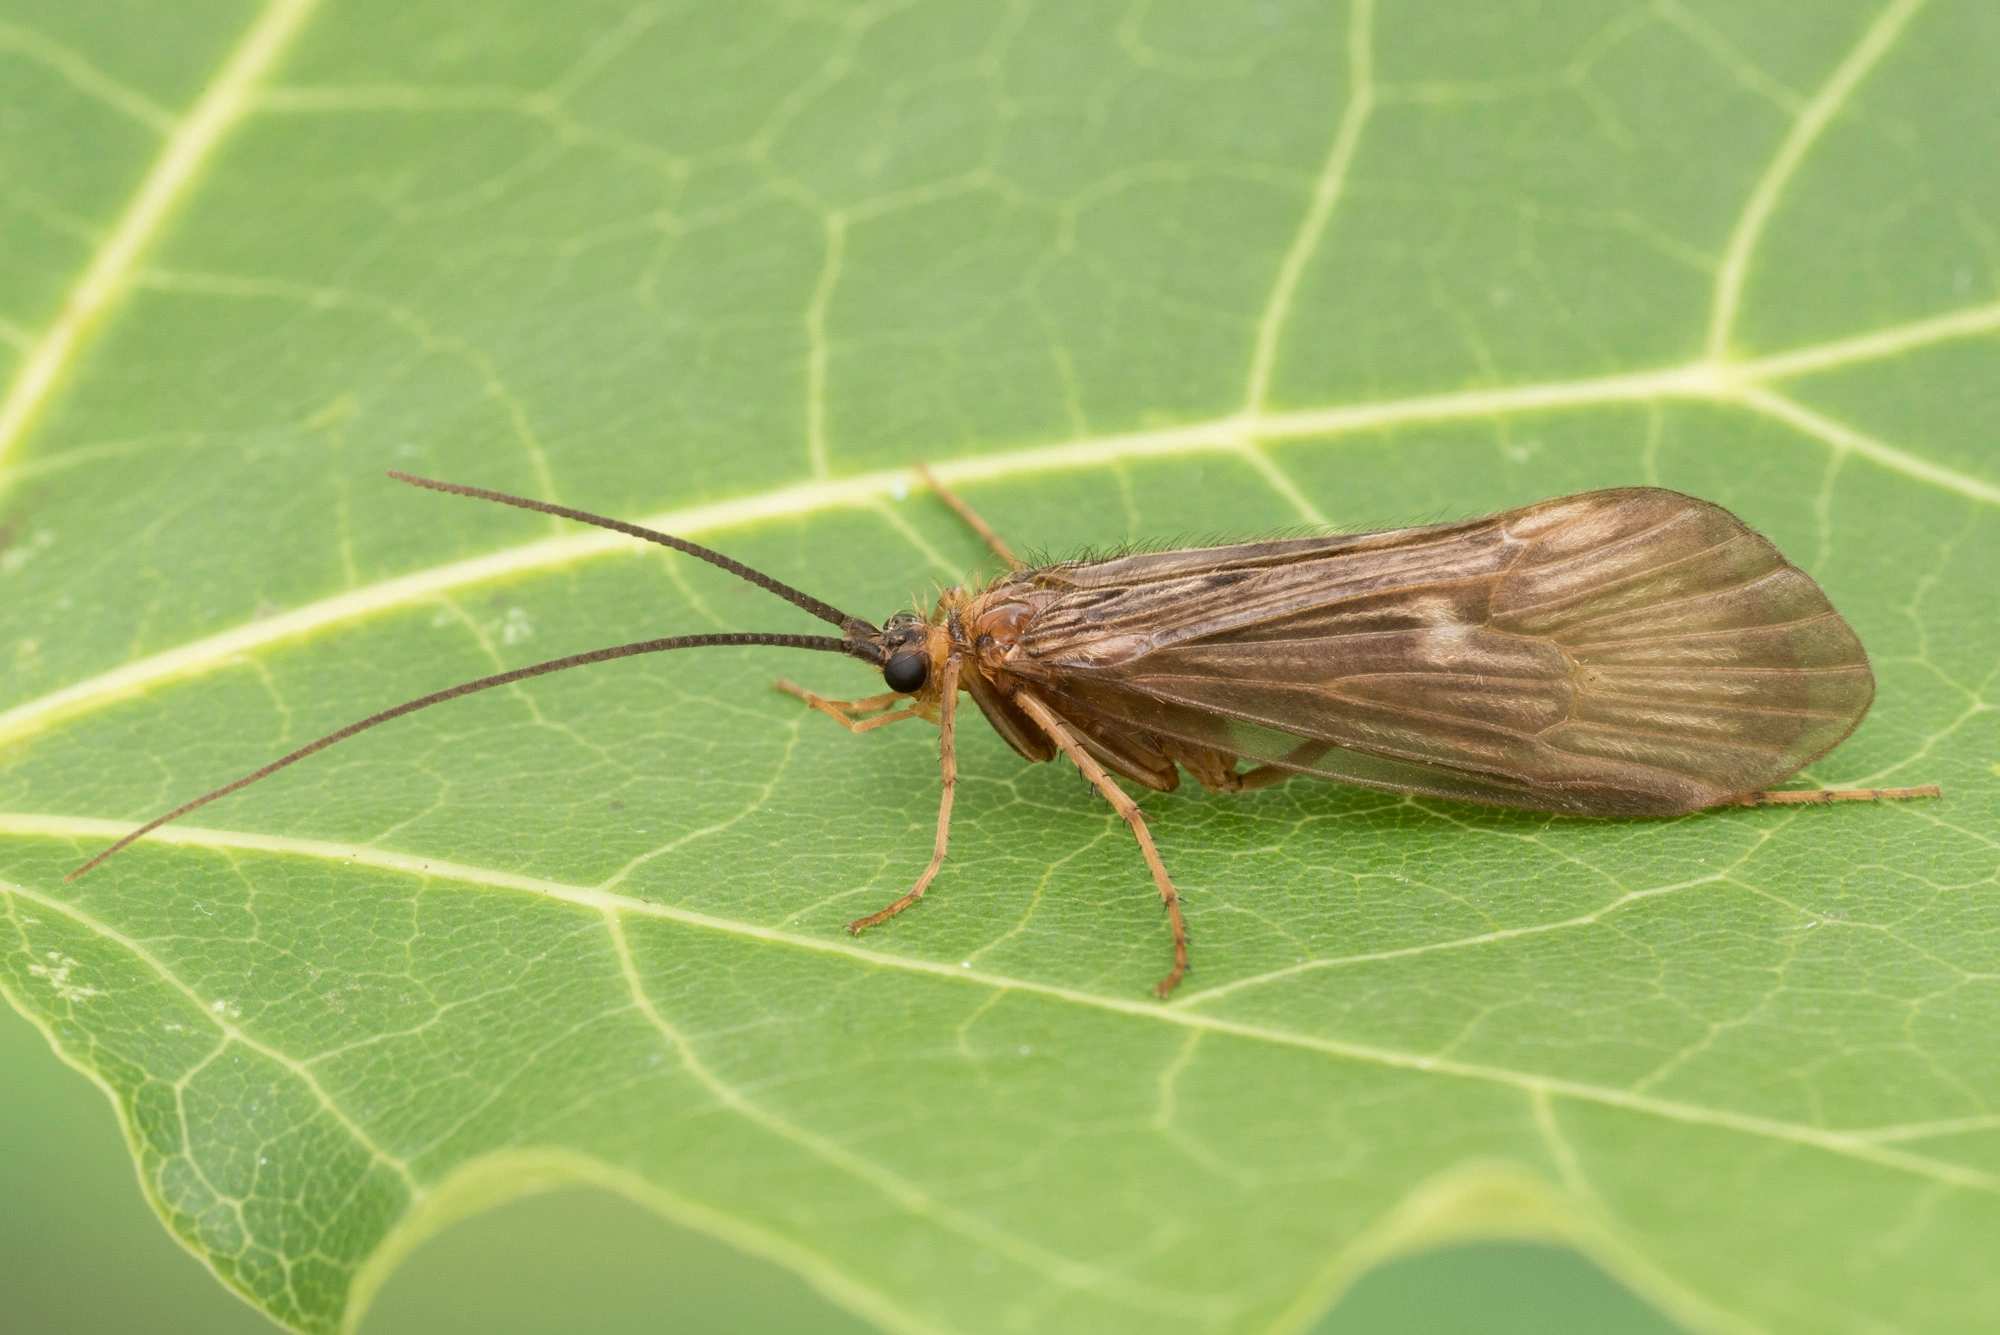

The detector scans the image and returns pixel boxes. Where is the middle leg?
[1014,689,1191,998]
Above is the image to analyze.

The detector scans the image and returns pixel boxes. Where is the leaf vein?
[0,874,424,1201]
[1705,0,1928,357]
[0,0,327,474]
[5,816,1996,1196]
[602,908,1233,1318]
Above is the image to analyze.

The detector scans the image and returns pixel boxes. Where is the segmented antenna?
[68,631,870,880]
[388,471,880,647]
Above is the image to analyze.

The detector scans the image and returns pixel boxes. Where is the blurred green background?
[3,1000,1683,1334]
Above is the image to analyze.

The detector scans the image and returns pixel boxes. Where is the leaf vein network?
[1,872,424,1199]
[4,822,1995,1197]
[601,907,1239,1319]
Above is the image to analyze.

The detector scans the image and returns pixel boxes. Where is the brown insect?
[70,471,1939,996]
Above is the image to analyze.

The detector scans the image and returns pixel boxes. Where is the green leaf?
[2,1,1995,1332]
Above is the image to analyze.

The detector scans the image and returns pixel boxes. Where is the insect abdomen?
[1007,488,1875,816]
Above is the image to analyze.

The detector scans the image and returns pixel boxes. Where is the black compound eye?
[882,651,929,694]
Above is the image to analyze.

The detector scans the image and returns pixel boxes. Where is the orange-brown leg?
[917,463,1027,571]
[1014,689,1190,998]
[847,656,964,933]
[772,678,921,734]
[1734,784,1942,806]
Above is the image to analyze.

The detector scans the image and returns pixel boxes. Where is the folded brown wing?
[1001,489,1874,815]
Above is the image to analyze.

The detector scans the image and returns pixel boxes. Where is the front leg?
[772,679,920,734]
[845,657,964,932]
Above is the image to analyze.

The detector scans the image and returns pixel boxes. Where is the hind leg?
[1015,689,1191,999]
[1734,784,1941,806]
[917,464,1026,571]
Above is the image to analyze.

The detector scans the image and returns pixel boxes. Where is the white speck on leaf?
[29,955,101,1004]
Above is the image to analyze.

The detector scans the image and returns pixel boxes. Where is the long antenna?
[67,631,865,881]
[389,471,878,641]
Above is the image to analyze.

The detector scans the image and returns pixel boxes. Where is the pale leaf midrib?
[3,300,1998,749]
[2,813,1992,1196]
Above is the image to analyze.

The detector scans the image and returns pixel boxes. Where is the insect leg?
[1228,766,1292,793]
[1013,690,1190,999]
[772,679,921,734]
[1227,741,1334,793]
[847,656,963,934]
[1734,784,1942,806]
[916,463,1026,571]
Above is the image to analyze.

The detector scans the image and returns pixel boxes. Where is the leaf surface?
[1,2,1996,1332]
